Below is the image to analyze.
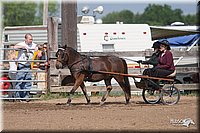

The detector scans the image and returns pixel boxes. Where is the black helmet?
[160,40,171,50]
[151,41,160,49]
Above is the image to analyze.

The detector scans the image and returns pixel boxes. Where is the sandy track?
[2,95,199,132]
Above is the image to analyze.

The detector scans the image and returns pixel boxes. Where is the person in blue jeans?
[15,64,33,99]
[14,33,38,102]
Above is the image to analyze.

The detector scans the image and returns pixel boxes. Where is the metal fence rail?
[0,89,44,92]
[0,70,46,73]
[1,46,48,101]
[0,80,46,82]
[0,60,46,62]
[0,48,35,50]
[0,97,40,100]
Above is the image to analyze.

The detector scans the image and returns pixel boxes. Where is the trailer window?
[102,44,115,52]
[4,34,9,42]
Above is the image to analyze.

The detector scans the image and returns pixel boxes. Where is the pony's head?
[55,45,68,69]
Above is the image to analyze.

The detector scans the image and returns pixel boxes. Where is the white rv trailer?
[77,24,152,52]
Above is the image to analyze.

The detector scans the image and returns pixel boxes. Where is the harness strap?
[68,56,87,70]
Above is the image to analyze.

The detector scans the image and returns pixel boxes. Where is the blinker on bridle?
[56,48,66,63]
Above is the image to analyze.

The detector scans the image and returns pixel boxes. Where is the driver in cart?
[137,40,176,90]
[137,41,161,75]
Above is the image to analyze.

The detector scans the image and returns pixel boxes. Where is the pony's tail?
[121,58,131,97]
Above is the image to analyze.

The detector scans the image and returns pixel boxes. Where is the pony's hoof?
[100,101,105,106]
[66,103,71,106]
[86,100,91,104]
[85,103,91,106]
[85,101,91,105]
[125,101,130,105]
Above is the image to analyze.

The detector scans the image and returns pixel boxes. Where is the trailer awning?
[150,26,200,40]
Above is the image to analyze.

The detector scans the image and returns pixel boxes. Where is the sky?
[77,0,198,18]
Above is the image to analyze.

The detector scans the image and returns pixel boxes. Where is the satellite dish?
[93,6,104,14]
[82,6,90,14]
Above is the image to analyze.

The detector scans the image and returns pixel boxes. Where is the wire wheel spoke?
[142,89,161,104]
[161,86,180,105]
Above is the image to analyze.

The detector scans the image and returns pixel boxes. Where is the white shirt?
[16,41,37,65]
[9,61,17,73]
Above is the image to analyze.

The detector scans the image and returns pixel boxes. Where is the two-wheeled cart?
[94,71,180,105]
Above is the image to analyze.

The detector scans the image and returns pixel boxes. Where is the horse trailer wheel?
[142,89,161,104]
[161,86,180,105]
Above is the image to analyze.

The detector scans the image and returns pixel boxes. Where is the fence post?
[61,0,77,49]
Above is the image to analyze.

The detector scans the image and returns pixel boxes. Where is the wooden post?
[61,0,77,50]
[47,17,59,93]
[43,0,48,25]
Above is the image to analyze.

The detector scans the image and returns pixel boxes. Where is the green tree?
[102,4,197,26]
[183,14,197,25]
[139,4,184,26]
[102,10,134,24]
[34,1,59,25]
[3,1,37,26]
[3,1,59,27]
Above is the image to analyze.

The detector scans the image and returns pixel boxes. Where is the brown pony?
[56,46,131,105]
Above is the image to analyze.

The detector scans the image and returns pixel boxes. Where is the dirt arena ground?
[2,95,199,132]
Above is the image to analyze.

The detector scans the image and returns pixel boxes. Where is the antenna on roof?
[82,6,90,14]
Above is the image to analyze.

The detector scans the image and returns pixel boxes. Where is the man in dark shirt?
[141,41,161,67]
[137,41,161,76]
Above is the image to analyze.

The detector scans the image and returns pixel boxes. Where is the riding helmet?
[151,41,160,49]
[159,40,171,50]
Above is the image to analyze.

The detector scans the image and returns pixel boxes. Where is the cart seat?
[167,70,176,78]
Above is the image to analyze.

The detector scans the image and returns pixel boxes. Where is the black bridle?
[56,48,68,68]
[56,48,88,71]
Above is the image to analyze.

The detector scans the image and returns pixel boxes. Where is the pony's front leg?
[80,82,90,104]
[67,74,84,105]
[67,86,78,105]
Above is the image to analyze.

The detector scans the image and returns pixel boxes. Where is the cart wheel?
[142,88,161,104]
[161,85,180,105]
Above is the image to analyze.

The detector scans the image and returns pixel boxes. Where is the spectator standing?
[36,43,49,90]
[37,42,49,70]
[8,48,17,89]
[14,33,38,102]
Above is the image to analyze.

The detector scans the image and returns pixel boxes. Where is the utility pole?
[61,0,77,50]
[43,0,48,25]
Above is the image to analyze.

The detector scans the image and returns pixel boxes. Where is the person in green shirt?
[137,41,161,75]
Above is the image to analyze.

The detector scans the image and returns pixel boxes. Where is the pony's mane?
[60,46,119,58]
[59,45,76,52]
[64,46,81,56]
[66,46,77,52]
